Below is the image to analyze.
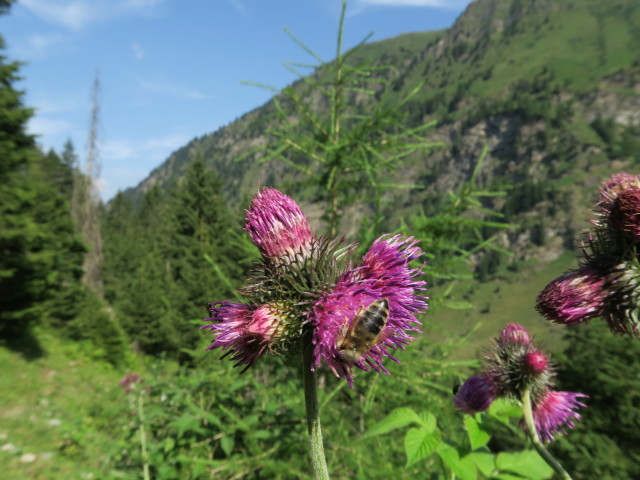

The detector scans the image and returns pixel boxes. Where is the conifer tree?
[0,0,46,335]
[168,153,242,353]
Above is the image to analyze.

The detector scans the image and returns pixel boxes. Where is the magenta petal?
[532,390,588,443]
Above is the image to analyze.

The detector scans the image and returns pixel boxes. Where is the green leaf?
[362,407,423,438]
[470,452,496,477]
[488,397,522,424]
[496,451,553,479]
[464,415,491,450]
[437,444,478,480]
[171,414,202,438]
[404,428,440,466]
[220,435,235,457]
[163,437,176,453]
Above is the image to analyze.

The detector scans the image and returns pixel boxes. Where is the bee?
[336,298,390,364]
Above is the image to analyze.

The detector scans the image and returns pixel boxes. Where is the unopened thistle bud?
[453,374,497,414]
[499,323,531,345]
[597,173,640,216]
[608,188,640,243]
[536,261,610,327]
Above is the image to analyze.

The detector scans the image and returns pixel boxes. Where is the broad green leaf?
[362,407,423,438]
[437,444,478,480]
[417,411,437,432]
[470,451,496,477]
[496,451,553,479]
[464,415,491,450]
[220,435,235,457]
[404,427,440,466]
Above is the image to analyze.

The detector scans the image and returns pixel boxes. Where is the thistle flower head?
[499,323,531,345]
[310,235,427,387]
[484,324,553,399]
[204,190,427,385]
[202,301,297,370]
[453,374,497,413]
[536,261,610,327]
[244,187,314,262]
[608,188,640,242]
[598,173,640,215]
[531,390,588,443]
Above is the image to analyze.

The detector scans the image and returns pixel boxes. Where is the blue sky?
[2,0,473,200]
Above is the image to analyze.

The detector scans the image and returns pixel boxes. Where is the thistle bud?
[536,262,609,327]
[597,173,640,215]
[500,323,531,345]
[608,188,640,242]
[453,374,497,413]
[245,187,314,262]
[523,351,549,375]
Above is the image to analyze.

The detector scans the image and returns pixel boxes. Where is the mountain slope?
[121,0,640,266]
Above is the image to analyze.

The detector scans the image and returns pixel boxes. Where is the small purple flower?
[119,374,143,393]
[531,390,588,443]
[536,262,609,327]
[244,187,314,262]
[310,235,427,387]
[453,374,497,413]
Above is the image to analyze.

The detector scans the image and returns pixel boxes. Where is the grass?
[427,250,578,360]
[0,330,134,479]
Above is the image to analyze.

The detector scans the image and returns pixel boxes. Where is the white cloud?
[20,0,167,30]
[132,41,146,60]
[356,0,473,8]
[139,77,213,101]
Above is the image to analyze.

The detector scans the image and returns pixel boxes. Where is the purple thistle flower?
[203,302,287,370]
[531,390,588,443]
[453,374,497,413]
[310,235,427,387]
[499,323,531,345]
[244,187,314,262]
[536,262,610,327]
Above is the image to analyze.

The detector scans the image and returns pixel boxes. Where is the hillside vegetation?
[3,0,640,478]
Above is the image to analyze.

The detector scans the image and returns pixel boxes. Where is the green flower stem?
[138,393,151,480]
[303,343,330,480]
[521,386,572,480]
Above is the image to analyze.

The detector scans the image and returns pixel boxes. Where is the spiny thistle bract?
[453,323,587,443]
[202,187,428,386]
[536,173,640,336]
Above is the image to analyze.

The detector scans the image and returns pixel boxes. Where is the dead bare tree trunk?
[72,72,104,298]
